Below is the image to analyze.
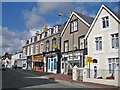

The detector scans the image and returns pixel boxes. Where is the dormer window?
[51,28,54,35]
[45,32,47,37]
[26,40,29,44]
[54,25,58,33]
[34,36,37,42]
[31,38,32,42]
[40,34,42,39]
[102,16,109,28]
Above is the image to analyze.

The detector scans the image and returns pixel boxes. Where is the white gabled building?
[84,4,120,86]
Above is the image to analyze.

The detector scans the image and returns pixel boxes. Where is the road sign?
[87,56,92,62]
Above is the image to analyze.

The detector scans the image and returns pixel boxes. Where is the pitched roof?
[75,11,94,25]
[60,11,94,37]
[85,4,120,39]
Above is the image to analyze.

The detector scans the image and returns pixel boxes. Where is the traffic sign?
[87,56,92,62]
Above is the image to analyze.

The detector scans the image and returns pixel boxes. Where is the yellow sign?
[87,56,92,62]
[52,44,57,49]
[31,55,34,59]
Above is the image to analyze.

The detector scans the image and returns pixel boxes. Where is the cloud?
[23,2,71,30]
[74,2,101,18]
[1,26,31,55]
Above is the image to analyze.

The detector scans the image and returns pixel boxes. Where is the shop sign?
[69,55,78,59]
[34,55,43,61]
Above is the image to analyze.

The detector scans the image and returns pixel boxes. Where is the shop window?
[54,58,57,69]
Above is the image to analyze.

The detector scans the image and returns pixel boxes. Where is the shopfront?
[44,53,58,73]
[61,51,84,75]
[32,54,44,71]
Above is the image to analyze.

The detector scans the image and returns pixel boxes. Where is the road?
[2,69,90,89]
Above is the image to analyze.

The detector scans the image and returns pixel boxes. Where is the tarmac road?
[2,69,89,89]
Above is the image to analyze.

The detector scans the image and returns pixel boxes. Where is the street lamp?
[58,12,74,71]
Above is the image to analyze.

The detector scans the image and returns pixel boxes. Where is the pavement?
[19,69,120,89]
[42,72,120,89]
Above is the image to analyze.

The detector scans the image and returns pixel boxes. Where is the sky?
[1,2,119,56]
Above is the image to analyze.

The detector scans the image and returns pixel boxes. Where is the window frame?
[52,38,57,51]
[78,35,85,50]
[70,19,78,33]
[64,40,69,52]
[101,16,109,28]
[111,33,119,49]
[46,40,50,52]
[95,37,102,51]
[108,58,119,74]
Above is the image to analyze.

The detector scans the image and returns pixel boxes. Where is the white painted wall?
[87,8,119,72]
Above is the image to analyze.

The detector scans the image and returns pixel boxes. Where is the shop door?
[48,59,50,71]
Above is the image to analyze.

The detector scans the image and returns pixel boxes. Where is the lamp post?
[58,12,74,72]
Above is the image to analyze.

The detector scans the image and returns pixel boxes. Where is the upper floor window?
[102,16,109,28]
[31,38,32,43]
[95,37,102,51]
[40,34,42,39]
[44,32,47,37]
[25,48,27,55]
[35,44,39,54]
[78,36,84,49]
[26,40,29,44]
[54,26,58,33]
[40,43,43,53]
[64,40,69,52]
[111,33,119,49]
[51,28,54,35]
[52,38,56,51]
[34,36,37,42]
[70,19,78,33]
[46,40,50,52]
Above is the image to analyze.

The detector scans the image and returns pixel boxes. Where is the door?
[51,59,53,72]
[48,59,50,72]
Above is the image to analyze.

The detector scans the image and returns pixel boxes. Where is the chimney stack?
[43,24,48,32]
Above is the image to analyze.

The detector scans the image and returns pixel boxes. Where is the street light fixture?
[58,12,75,74]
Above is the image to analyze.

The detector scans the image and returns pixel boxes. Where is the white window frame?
[35,44,39,54]
[71,20,78,33]
[95,37,102,51]
[111,33,119,49]
[46,40,50,52]
[108,58,119,74]
[64,41,69,52]
[79,37,84,49]
[101,16,109,29]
